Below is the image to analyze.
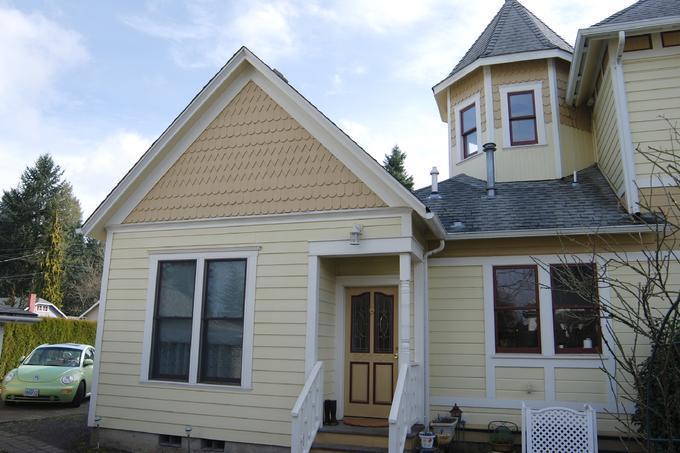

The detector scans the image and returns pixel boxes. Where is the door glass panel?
[350,292,370,353]
[374,292,394,353]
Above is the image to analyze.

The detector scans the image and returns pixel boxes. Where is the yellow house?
[82,0,679,451]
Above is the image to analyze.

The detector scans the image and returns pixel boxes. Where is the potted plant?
[418,431,436,449]
[488,421,517,452]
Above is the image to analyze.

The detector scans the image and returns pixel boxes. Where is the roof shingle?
[415,165,640,235]
[445,0,573,78]
[593,0,680,27]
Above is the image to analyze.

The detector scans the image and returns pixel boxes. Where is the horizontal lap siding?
[593,67,624,195]
[495,367,545,401]
[624,56,680,182]
[96,216,401,446]
[555,368,608,403]
[428,266,485,398]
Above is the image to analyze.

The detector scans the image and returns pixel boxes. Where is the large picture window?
[550,264,601,354]
[493,266,541,353]
[144,250,257,388]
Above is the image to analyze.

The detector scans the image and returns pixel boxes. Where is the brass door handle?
[393,353,399,359]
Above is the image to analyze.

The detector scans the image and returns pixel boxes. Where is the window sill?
[501,143,547,151]
[491,354,608,360]
[455,151,483,166]
[139,378,253,392]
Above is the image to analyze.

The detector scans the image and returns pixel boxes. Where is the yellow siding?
[332,256,398,276]
[319,258,336,400]
[492,60,550,129]
[556,59,592,132]
[448,69,485,150]
[559,125,596,176]
[593,66,624,195]
[495,367,545,401]
[555,368,608,403]
[428,266,486,398]
[125,81,385,223]
[624,55,680,182]
[96,215,401,447]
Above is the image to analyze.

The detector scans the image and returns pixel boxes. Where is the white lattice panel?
[522,403,597,453]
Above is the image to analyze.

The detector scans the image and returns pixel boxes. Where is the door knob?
[393,353,399,359]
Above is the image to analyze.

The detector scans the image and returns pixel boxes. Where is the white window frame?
[140,248,258,390]
[453,92,482,165]
[499,81,546,148]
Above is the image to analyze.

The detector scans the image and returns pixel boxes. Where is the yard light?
[94,416,102,449]
[185,426,192,453]
[350,224,363,245]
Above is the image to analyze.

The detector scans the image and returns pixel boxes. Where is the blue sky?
[0,0,632,218]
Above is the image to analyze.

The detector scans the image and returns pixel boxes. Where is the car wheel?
[71,381,85,407]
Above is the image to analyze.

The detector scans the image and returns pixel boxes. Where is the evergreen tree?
[383,145,414,190]
[0,154,101,314]
[39,212,65,307]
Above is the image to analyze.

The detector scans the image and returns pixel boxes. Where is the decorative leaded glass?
[350,292,370,353]
[374,292,394,353]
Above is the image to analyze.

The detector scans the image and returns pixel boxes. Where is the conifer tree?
[383,145,414,190]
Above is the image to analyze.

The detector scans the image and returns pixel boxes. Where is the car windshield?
[24,347,82,367]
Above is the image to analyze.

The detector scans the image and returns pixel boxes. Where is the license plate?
[24,388,39,397]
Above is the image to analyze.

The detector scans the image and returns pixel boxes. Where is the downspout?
[423,239,445,425]
[612,30,640,214]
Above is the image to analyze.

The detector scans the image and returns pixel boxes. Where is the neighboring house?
[0,300,39,358]
[81,0,680,451]
[24,293,67,319]
[79,301,99,322]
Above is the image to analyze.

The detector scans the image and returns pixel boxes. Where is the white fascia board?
[432,49,573,96]
[567,16,680,105]
[444,224,653,240]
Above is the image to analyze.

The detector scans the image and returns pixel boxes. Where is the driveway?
[0,400,104,453]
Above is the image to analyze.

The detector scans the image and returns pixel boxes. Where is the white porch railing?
[388,362,422,453]
[291,361,324,453]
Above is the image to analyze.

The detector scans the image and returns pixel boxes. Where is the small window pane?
[554,309,600,351]
[204,260,246,318]
[551,264,597,307]
[153,318,192,378]
[464,131,478,156]
[462,105,476,132]
[494,267,537,307]
[511,119,537,144]
[496,309,540,350]
[201,320,243,383]
[351,292,370,353]
[509,92,535,117]
[157,261,196,317]
[374,292,394,354]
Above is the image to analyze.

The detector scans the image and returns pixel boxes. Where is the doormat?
[342,417,389,428]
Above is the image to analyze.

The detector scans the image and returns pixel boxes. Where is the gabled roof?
[415,166,651,238]
[446,0,572,79]
[82,47,445,240]
[79,301,99,319]
[593,0,680,26]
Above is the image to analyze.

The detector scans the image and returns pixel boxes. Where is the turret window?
[460,103,479,159]
[508,91,538,146]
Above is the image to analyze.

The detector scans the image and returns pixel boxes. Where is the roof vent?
[451,221,465,231]
[572,170,579,187]
[272,68,288,83]
[483,142,497,198]
[429,167,442,199]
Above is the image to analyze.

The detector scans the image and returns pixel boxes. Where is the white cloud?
[0,6,150,220]
[123,0,299,69]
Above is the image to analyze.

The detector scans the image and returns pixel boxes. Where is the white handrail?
[388,362,421,453]
[291,361,324,453]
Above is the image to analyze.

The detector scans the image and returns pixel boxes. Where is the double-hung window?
[507,91,538,146]
[550,263,601,354]
[145,250,256,388]
[493,266,541,353]
[460,103,479,159]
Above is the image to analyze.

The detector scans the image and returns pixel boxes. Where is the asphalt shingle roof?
[415,165,640,235]
[0,300,37,318]
[445,0,573,78]
[593,0,680,26]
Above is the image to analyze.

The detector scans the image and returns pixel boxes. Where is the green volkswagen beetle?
[1,343,95,407]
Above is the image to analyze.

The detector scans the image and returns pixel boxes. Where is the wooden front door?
[344,287,398,418]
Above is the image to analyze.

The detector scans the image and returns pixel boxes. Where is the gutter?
[424,212,447,240]
[0,315,40,323]
[444,224,654,241]
[567,16,680,105]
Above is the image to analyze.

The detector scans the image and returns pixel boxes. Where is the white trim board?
[139,248,258,390]
[87,230,113,427]
[309,237,424,262]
